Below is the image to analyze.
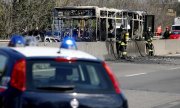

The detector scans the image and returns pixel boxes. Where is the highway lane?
[108,62,180,108]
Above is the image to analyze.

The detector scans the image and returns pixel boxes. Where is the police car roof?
[11,47,97,60]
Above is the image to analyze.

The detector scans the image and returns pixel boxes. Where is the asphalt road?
[108,62,180,108]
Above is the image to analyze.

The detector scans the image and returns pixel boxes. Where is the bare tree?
[0,0,177,38]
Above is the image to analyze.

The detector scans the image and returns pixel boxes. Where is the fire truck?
[169,17,180,39]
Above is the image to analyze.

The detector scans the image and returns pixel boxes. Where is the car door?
[0,51,9,107]
[0,52,9,92]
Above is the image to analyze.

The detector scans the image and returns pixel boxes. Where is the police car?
[0,36,128,108]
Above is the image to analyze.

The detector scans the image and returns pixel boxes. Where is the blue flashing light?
[60,37,77,50]
[8,34,25,47]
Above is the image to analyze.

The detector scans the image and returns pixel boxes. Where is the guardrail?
[0,40,10,42]
[153,35,162,40]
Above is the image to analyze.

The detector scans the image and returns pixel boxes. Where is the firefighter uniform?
[163,27,171,39]
[144,27,154,56]
[117,30,129,59]
[121,32,129,58]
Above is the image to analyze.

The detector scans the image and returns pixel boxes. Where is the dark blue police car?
[0,46,128,108]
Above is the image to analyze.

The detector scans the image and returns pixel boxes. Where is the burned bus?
[52,6,153,41]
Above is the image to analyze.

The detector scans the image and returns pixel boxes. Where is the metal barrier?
[1,40,180,60]
[0,40,10,42]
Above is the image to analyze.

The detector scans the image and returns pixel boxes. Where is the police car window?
[29,61,114,93]
[86,65,100,86]
[66,68,80,81]
[32,63,56,84]
[0,55,8,77]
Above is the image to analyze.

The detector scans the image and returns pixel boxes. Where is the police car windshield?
[27,60,114,93]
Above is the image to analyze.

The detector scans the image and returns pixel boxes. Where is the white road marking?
[169,67,180,70]
[123,67,180,77]
[170,101,180,106]
[125,73,147,77]
[124,67,180,77]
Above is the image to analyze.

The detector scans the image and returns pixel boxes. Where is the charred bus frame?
[52,6,146,41]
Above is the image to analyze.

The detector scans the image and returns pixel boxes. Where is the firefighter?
[116,26,129,59]
[116,26,123,58]
[156,25,162,36]
[144,27,154,56]
[144,27,153,41]
[121,32,129,59]
[162,26,171,39]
